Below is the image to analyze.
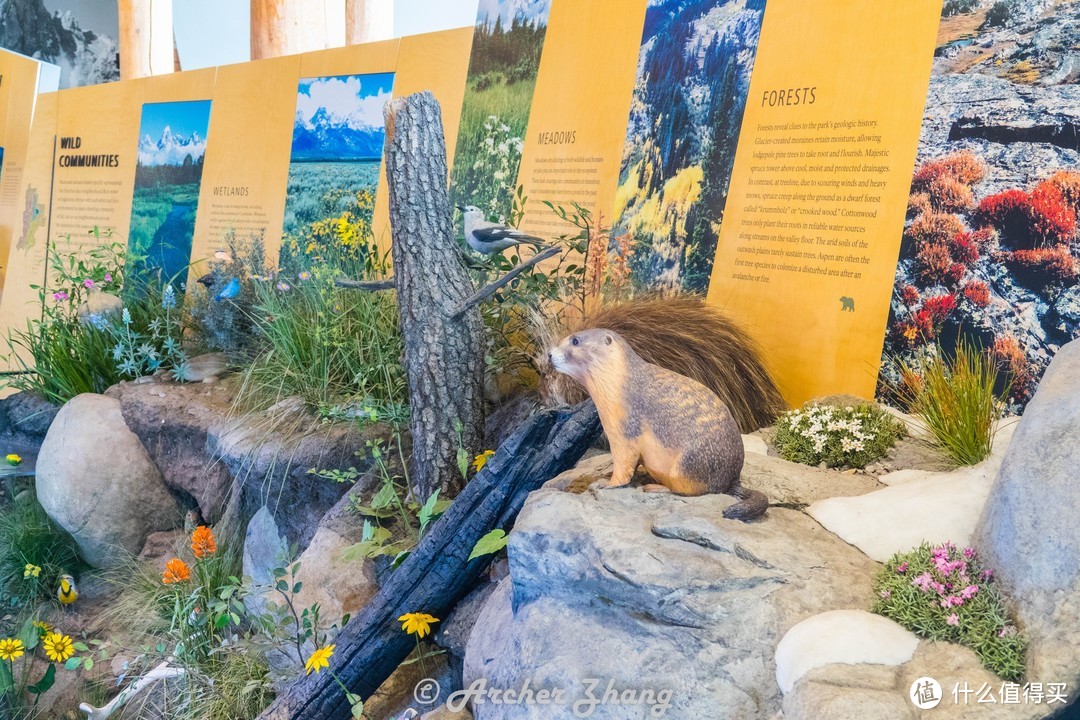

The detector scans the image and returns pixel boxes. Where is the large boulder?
[975,339,1080,689]
[463,481,878,719]
[36,394,180,568]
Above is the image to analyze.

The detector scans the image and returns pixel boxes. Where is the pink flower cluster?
[907,542,987,618]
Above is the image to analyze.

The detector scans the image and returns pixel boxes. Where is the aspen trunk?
[384,91,486,498]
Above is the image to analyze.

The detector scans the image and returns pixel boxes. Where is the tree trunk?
[257,402,601,720]
[384,92,486,499]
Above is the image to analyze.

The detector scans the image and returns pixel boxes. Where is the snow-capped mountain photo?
[0,0,119,88]
[476,0,550,28]
[138,126,207,167]
[290,73,394,162]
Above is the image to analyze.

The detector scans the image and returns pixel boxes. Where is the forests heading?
[761,87,816,107]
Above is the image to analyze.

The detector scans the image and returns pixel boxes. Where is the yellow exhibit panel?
[706,0,942,406]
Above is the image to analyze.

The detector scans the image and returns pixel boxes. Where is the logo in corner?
[910,676,942,709]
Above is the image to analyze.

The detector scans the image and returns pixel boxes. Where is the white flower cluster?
[782,404,869,455]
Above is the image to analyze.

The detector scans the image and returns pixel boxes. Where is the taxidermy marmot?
[537,296,785,433]
[549,328,768,521]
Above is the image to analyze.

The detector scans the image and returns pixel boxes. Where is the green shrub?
[235,264,406,417]
[896,340,1005,466]
[2,231,186,404]
[772,402,904,468]
[873,542,1026,681]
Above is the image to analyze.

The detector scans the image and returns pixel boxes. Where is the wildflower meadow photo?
[448,0,551,223]
[280,72,394,274]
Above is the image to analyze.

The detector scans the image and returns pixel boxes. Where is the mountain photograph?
[280,72,394,274]
[0,0,118,88]
[612,0,767,294]
[128,100,213,295]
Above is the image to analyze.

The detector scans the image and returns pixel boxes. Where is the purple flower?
[961,585,979,600]
[104,273,113,283]
[963,546,976,559]
[980,569,994,581]
[940,595,964,608]
[83,278,94,289]
[912,573,933,592]
[896,562,908,574]
[880,590,892,599]
[946,613,959,626]
[53,291,69,302]
[276,282,291,292]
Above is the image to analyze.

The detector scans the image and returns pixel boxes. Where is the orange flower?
[163,558,191,584]
[191,525,217,559]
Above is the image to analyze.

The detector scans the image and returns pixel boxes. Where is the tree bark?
[384,92,486,498]
[257,402,601,720]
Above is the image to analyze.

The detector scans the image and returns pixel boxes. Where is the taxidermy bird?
[57,574,78,606]
[458,205,548,255]
[214,277,241,302]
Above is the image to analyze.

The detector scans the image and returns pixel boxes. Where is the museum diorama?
[0,0,1077,718]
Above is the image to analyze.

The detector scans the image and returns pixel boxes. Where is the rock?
[168,352,228,383]
[0,391,59,439]
[807,422,1017,563]
[289,523,379,623]
[36,394,180,568]
[545,451,883,507]
[243,506,290,615]
[975,339,1080,689]
[210,401,396,552]
[78,288,123,328]
[783,640,1045,720]
[742,433,768,455]
[774,610,919,694]
[105,380,234,523]
[464,483,879,718]
[423,706,474,719]
[438,580,499,686]
[363,652,455,720]
[138,530,186,571]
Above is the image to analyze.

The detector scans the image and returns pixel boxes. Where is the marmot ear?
[605,334,612,345]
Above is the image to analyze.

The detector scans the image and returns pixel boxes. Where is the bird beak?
[455,205,465,212]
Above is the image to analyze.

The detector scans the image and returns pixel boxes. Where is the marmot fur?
[549,328,768,521]
[537,296,785,433]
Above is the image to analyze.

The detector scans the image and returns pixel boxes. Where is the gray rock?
[975,338,1080,692]
[36,394,180,568]
[242,506,289,616]
[105,379,234,523]
[0,392,59,438]
[78,288,123,328]
[168,352,229,383]
[463,484,879,719]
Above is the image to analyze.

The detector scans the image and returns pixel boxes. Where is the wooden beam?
[346,0,393,44]
[251,0,344,60]
[118,0,175,80]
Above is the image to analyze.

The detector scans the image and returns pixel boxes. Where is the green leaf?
[72,642,90,652]
[0,659,14,696]
[84,656,94,671]
[469,529,509,561]
[347,692,365,719]
[276,579,289,592]
[292,582,303,594]
[65,656,83,671]
[28,664,55,694]
[370,481,397,510]
[417,489,441,532]
[457,447,469,481]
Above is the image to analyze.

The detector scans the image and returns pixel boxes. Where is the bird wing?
[472,226,546,246]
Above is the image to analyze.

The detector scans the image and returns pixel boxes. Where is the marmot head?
[548,328,628,385]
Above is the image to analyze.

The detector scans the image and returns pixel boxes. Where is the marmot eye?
[571,337,579,346]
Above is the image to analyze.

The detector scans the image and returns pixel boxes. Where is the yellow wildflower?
[472,450,495,473]
[398,613,439,638]
[43,632,74,662]
[6,454,21,466]
[0,638,24,661]
[304,644,335,675]
[24,563,41,578]
[32,620,52,637]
